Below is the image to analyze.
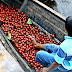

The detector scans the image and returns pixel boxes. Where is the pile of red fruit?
[0,3,58,72]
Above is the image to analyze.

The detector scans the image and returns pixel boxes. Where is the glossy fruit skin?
[1,3,59,72]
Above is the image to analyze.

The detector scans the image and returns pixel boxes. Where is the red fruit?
[27,59,30,62]
[35,63,38,66]
[32,56,35,58]
[52,34,55,38]
[49,37,51,40]
[30,46,33,49]
[52,39,55,42]
[40,65,43,68]
[50,34,52,36]
[50,34,55,38]
[21,12,24,15]
[19,50,22,53]
[35,67,37,70]
[38,67,41,69]
[30,63,33,66]
[33,61,35,63]
[54,41,56,44]
[38,28,40,30]
[34,65,37,68]
[29,60,32,62]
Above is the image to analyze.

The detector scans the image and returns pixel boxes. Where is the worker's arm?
[28,35,59,51]
[34,44,45,50]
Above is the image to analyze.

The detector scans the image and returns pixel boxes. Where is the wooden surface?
[33,0,66,21]
[0,42,24,72]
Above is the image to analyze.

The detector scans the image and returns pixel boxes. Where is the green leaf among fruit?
[27,18,32,24]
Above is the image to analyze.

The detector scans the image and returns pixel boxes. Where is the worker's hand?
[28,35,37,45]
[33,44,37,49]
[28,35,35,41]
